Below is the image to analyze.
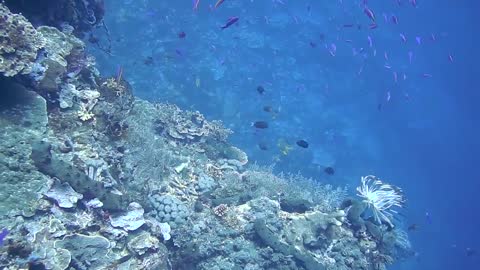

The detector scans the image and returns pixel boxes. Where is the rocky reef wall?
[0,3,412,270]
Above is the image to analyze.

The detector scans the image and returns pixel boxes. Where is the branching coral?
[356,175,405,227]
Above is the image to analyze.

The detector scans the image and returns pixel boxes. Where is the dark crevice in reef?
[0,76,35,109]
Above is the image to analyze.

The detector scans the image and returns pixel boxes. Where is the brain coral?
[0,4,45,77]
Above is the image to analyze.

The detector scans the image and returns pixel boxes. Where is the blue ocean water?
[90,1,480,269]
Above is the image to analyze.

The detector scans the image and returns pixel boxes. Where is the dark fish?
[257,85,265,94]
[466,248,476,257]
[144,56,154,65]
[309,41,316,48]
[0,228,8,246]
[324,167,335,175]
[221,17,239,30]
[296,140,309,148]
[391,15,399,24]
[258,142,269,150]
[252,121,268,129]
[408,224,419,231]
[178,31,186,38]
[263,106,273,113]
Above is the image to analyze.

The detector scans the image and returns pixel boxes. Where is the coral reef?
[153,102,232,144]
[0,3,413,270]
[0,4,45,77]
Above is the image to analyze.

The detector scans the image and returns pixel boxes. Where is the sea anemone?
[356,175,405,227]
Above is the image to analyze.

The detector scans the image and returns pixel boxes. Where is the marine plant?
[356,175,405,227]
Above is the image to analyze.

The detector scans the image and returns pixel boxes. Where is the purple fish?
[364,7,376,22]
[221,17,239,30]
[391,15,398,24]
[383,13,388,23]
[329,43,337,56]
[425,212,432,224]
[415,36,422,45]
[0,228,8,246]
[193,0,200,11]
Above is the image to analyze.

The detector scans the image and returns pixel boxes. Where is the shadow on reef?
[0,76,35,109]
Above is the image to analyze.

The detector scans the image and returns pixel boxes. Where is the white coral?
[356,175,405,227]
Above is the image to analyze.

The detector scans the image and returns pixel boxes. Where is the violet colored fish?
[448,54,454,63]
[221,17,239,30]
[193,0,200,11]
[391,15,398,24]
[400,33,407,43]
[364,7,376,22]
[416,36,422,45]
[383,13,388,23]
[410,0,417,7]
[367,36,373,47]
[425,212,432,224]
[0,228,8,246]
[329,43,337,56]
